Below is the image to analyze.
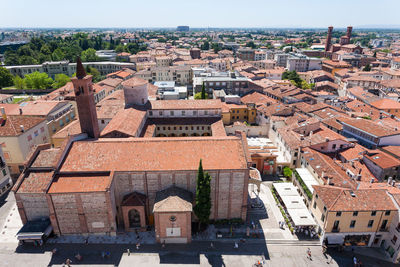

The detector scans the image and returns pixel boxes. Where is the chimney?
[20,125,24,132]
[346,26,353,40]
[325,26,333,52]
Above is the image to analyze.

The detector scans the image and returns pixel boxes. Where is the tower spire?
[76,57,87,79]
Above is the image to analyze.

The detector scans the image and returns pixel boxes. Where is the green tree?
[18,55,38,65]
[13,75,24,89]
[4,50,19,65]
[283,167,293,179]
[0,67,14,88]
[201,82,207,99]
[194,92,208,99]
[201,41,210,51]
[51,48,65,61]
[246,41,256,49]
[81,48,99,62]
[85,66,102,82]
[363,64,371,72]
[52,74,70,88]
[193,159,212,229]
[24,71,53,89]
[115,44,125,53]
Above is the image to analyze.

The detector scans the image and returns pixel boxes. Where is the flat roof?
[295,168,319,194]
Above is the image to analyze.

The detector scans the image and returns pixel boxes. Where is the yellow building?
[312,185,397,247]
[222,103,256,125]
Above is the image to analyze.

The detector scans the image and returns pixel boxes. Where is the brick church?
[13,59,251,244]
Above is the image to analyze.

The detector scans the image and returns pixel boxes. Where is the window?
[336,212,342,217]
[332,144,336,149]
[353,211,358,216]
[40,127,44,133]
[350,220,356,228]
[392,235,398,245]
[149,111,153,116]
[182,111,185,116]
[3,152,9,160]
[323,206,327,212]
[2,169,6,176]
[313,202,316,209]
[381,220,388,230]
[59,120,64,127]
[159,111,163,116]
[170,111,174,116]
[34,130,39,137]
[27,135,32,141]
[368,220,374,228]
[193,110,197,115]
[371,211,377,216]
[385,211,391,216]
[205,111,208,115]
[321,214,325,222]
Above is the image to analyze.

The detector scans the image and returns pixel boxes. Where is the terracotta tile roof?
[339,117,399,137]
[18,171,53,193]
[370,99,400,110]
[60,137,248,173]
[100,108,146,138]
[96,99,125,119]
[382,146,400,159]
[313,185,397,212]
[153,186,193,212]
[339,144,367,161]
[149,99,222,110]
[241,92,278,106]
[48,174,111,193]
[52,119,81,139]
[364,151,400,169]
[97,78,123,88]
[31,148,62,168]
[0,115,45,136]
[121,77,148,87]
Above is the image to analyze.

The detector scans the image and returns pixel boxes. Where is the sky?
[1,0,400,29]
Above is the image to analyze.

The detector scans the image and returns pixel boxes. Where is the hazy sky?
[1,0,400,28]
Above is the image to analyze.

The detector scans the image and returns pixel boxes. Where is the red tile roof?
[48,174,111,193]
[60,137,248,173]
[18,171,53,193]
[0,116,45,136]
[149,99,222,110]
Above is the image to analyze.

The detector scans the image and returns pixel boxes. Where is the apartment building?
[0,115,50,176]
[312,185,397,247]
[6,61,135,78]
[221,103,256,125]
[0,146,12,197]
[287,54,322,72]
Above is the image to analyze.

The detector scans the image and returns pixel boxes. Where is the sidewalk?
[258,183,295,240]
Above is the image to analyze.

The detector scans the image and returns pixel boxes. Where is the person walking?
[234,242,239,249]
[353,256,358,267]
[136,242,140,250]
[65,258,72,267]
[127,248,130,256]
[307,248,312,260]
[210,242,214,249]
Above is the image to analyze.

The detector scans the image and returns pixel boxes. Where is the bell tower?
[71,58,100,139]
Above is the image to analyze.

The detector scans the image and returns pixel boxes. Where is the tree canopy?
[52,74,70,89]
[0,67,14,88]
[24,72,53,89]
[193,159,212,228]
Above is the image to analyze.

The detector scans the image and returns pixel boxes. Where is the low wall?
[225,124,269,137]
[0,89,55,95]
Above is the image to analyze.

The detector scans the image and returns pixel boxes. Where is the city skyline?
[1,0,400,28]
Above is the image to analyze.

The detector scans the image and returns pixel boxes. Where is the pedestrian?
[65,258,72,267]
[234,242,238,249]
[162,240,166,248]
[127,248,130,256]
[210,242,214,249]
[136,242,140,250]
[307,248,312,260]
[353,256,357,267]
[85,237,89,245]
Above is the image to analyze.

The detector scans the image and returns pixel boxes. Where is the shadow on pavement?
[14,240,270,266]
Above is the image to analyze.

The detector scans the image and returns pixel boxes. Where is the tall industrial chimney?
[325,26,333,52]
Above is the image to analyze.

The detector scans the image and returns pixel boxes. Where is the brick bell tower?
[71,57,100,139]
